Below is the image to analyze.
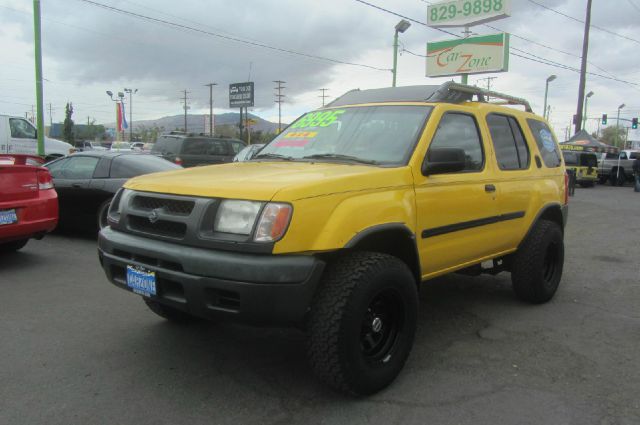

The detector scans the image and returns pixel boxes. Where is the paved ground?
[1,185,638,425]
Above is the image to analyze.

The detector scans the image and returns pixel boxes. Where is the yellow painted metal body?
[125,101,566,282]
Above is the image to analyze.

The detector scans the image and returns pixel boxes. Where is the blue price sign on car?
[427,0,511,28]
[126,265,156,297]
[0,209,18,226]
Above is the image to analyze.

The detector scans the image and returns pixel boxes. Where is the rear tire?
[306,252,418,396]
[97,198,112,230]
[144,299,197,323]
[511,220,564,304]
[0,239,29,252]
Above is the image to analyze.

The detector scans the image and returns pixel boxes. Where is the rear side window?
[486,114,530,170]
[562,151,578,166]
[428,112,484,172]
[526,119,562,168]
[110,155,180,178]
[152,137,180,155]
[630,152,639,159]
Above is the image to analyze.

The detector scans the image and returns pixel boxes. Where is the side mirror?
[422,147,467,176]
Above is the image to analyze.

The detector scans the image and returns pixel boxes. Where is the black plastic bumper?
[98,227,325,326]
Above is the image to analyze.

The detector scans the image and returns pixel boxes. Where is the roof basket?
[433,82,533,112]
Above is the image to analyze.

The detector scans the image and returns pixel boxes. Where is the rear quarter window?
[526,119,562,168]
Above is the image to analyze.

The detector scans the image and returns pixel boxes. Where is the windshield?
[255,105,432,166]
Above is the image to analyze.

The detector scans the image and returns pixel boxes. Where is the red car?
[0,154,58,252]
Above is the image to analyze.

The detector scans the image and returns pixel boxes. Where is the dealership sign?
[426,33,509,77]
[229,82,254,108]
[427,0,511,28]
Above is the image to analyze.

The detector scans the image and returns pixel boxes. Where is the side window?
[230,141,244,154]
[562,151,578,166]
[427,113,484,172]
[9,118,37,139]
[58,156,100,179]
[619,152,627,160]
[181,139,210,155]
[208,141,228,155]
[526,119,561,168]
[46,158,71,178]
[486,114,529,170]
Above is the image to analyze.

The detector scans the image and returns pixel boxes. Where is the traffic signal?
[601,114,607,125]
[632,118,638,129]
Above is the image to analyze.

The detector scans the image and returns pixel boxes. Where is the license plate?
[126,265,156,297]
[0,209,18,226]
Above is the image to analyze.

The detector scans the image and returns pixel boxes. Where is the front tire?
[306,252,418,396]
[97,198,112,230]
[511,220,564,304]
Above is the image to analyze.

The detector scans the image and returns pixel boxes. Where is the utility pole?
[574,0,592,135]
[274,80,286,133]
[319,88,329,107]
[48,103,52,127]
[124,88,137,141]
[33,0,45,156]
[181,90,190,133]
[204,83,217,137]
[476,76,497,92]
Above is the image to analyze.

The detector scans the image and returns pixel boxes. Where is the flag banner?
[121,102,128,130]
[116,102,123,132]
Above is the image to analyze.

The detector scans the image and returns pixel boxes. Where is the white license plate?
[126,265,156,297]
[0,209,18,226]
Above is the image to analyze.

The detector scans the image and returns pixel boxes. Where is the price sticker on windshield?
[291,110,345,129]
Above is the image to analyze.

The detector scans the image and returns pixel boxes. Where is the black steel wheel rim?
[360,289,404,364]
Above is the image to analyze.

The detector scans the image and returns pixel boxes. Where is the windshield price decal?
[290,110,345,129]
[284,131,317,139]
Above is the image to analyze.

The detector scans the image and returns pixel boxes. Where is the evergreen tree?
[63,102,75,144]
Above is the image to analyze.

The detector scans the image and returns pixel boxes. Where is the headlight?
[254,203,292,242]
[214,200,262,235]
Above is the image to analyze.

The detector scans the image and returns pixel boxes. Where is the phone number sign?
[229,82,254,108]
[427,0,511,28]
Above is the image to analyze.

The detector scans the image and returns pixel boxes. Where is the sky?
[1,0,639,140]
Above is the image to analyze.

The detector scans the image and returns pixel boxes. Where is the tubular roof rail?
[327,82,533,112]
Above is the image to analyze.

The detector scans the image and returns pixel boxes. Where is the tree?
[597,126,627,147]
[63,102,75,144]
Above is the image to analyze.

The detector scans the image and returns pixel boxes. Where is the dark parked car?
[151,134,246,167]
[45,151,181,229]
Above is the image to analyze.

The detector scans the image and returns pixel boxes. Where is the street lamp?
[616,103,625,148]
[582,91,594,131]
[543,74,556,120]
[392,19,411,87]
[124,88,138,142]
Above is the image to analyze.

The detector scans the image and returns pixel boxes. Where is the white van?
[0,115,74,160]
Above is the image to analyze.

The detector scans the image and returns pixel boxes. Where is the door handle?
[485,184,496,193]
[72,183,82,188]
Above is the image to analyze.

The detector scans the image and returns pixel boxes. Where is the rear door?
[483,113,533,251]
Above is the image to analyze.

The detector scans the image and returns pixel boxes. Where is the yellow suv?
[98,82,568,396]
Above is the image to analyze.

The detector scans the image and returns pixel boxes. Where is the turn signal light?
[254,203,292,242]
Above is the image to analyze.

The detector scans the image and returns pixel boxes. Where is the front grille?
[132,195,195,215]
[128,215,187,239]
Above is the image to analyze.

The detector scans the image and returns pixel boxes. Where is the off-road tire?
[144,299,197,323]
[97,198,112,230]
[306,251,418,396]
[0,239,29,252]
[511,220,564,304]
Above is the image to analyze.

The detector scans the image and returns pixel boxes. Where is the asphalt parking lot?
[1,185,638,425]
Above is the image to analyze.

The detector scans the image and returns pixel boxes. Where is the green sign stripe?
[427,33,505,52]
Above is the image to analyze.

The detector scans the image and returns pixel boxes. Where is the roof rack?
[435,82,532,112]
[327,82,532,112]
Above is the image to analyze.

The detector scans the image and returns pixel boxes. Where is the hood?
[124,161,413,201]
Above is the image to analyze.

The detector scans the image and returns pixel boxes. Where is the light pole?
[616,103,625,148]
[106,90,125,141]
[543,74,556,120]
[392,19,411,87]
[582,91,593,131]
[124,88,137,141]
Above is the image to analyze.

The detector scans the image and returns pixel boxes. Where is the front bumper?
[98,227,325,326]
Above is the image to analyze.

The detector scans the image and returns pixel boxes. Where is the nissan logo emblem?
[148,209,161,223]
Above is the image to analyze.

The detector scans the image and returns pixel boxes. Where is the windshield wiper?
[253,152,295,161]
[301,153,378,165]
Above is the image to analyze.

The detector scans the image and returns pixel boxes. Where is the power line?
[526,0,640,45]
[76,0,390,72]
